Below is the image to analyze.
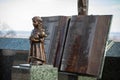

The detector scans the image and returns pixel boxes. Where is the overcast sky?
[0,0,120,33]
[89,0,120,33]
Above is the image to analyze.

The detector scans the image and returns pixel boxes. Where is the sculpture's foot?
[29,59,46,65]
[36,61,43,65]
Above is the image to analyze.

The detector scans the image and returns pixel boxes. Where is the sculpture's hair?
[32,16,45,33]
[32,16,42,23]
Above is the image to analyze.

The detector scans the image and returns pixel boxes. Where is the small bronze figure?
[28,16,47,65]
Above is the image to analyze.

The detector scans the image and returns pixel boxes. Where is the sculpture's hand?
[40,38,44,43]
[30,36,40,42]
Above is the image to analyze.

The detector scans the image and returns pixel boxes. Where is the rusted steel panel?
[60,15,112,76]
[52,17,69,67]
[42,16,69,65]
[86,16,112,76]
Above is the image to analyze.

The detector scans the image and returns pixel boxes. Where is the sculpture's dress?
[29,28,46,64]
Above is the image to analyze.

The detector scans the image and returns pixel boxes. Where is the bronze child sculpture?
[28,16,47,65]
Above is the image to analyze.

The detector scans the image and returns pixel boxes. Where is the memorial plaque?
[60,15,112,76]
[42,16,69,65]
[0,15,112,80]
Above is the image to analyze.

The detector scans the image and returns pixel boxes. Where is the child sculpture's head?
[32,16,42,28]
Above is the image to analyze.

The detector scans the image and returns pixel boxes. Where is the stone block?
[31,65,58,80]
[12,66,30,80]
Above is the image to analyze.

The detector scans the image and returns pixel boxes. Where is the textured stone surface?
[78,76,96,80]
[12,66,30,80]
[31,65,58,80]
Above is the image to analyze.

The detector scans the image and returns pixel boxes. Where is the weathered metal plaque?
[60,15,112,76]
[42,16,69,65]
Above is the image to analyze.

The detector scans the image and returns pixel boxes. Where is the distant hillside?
[0,31,120,41]
[0,31,31,38]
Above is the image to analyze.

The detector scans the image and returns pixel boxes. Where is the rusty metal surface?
[42,16,69,64]
[60,15,112,76]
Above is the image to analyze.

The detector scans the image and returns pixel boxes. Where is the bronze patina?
[28,16,47,65]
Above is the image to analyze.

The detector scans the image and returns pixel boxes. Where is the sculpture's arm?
[29,35,40,42]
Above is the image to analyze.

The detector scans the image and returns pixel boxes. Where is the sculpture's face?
[33,20,39,27]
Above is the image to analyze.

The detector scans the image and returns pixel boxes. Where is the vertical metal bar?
[78,0,88,15]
